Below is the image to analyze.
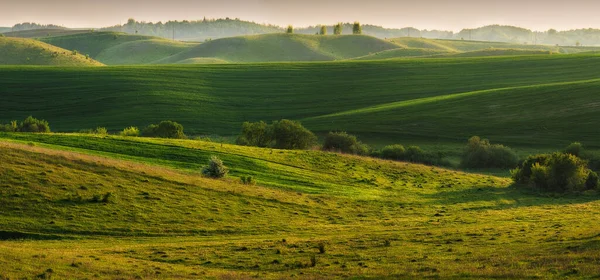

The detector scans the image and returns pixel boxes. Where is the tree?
[236,121,272,147]
[202,156,229,178]
[319,25,327,35]
[286,25,294,34]
[460,136,519,169]
[271,119,316,150]
[547,29,557,35]
[333,23,343,35]
[352,22,362,35]
[142,121,185,139]
[322,132,369,155]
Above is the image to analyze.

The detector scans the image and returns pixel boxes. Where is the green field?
[0,37,104,66]
[1,54,600,152]
[0,134,598,279]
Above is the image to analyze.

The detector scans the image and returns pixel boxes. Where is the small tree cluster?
[240,176,256,185]
[460,136,519,169]
[286,25,294,34]
[352,22,362,35]
[236,119,316,150]
[333,23,343,35]
[120,126,140,137]
[319,26,327,35]
[0,116,50,133]
[202,156,229,178]
[512,152,598,193]
[142,121,185,139]
[322,132,370,155]
[375,144,449,166]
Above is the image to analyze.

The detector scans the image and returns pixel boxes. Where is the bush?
[271,119,316,150]
[460,136,518,169]
[0,121,17,132]
[322,132,370,155]
[564,142,583,157]
[120,126,140,137]
[240,176,256,185]
[18,116,50,133]
[236,121,272,147]
[142,121,185,139]
[512,152,592,193]
[94,127,108,135]
[202,156,229,178]
[380,144,406,160]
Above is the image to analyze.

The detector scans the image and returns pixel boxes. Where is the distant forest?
[3,19,600,46]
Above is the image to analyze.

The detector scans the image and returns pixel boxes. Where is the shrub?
[460,136,518,169]
[94,127,108,135]
[271,119,316,150]
[120,126,140,137]
[142,121,185,139]
[236,121,272,147]
[202,156,229,178]
[564,142,583,157]
[240,176,256,185]
[380,144,406,160]
[322,132,370,155]
[586,171,599,190]
[512,152,592,193]
[18,116,50,133]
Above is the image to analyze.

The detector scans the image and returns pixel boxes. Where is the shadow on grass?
[422,184,599,210]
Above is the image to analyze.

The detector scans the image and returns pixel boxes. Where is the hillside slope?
[0,37,104,66]
[0,135,599,278]
[155,33,400,63]
[1,55,600,148]
[2,28,92,38]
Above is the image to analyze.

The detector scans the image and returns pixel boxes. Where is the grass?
[2,54,600,154]
[0,37,104,66]
[154,33,400,63]
[2,28,93,38]
[0,135,598,279]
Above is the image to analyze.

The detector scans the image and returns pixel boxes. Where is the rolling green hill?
[439,48,554,57]
[0,135,598,278]
[0,37,104,66]
[352,48,455,60]
[2,28,93,38]
[155,33,400,63]
[1,55,600,150]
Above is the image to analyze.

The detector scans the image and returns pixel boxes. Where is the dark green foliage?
[236,121,272,147]
[461,136,518,169]
[142,121,185,139]
[202,156,229,178]
[586,171,599,190]
[270,120,316,150]
[286,25,294,34]
[353,22,362,35]
[319,26,327,35]
[120,126,140,137]
[240,176,256,185]
[236,120,315,150]
[333,23,343,35]
[318,243,326,254]
[380,144,406,160]
[564,142,583,157]
[322,132,370,155]
[0,116,50,133]
[512,152,592,193]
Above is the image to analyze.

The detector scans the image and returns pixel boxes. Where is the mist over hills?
[3,18,600,46]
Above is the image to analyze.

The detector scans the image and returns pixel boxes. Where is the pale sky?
[2,0,600,31]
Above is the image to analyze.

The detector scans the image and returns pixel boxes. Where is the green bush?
[380,144,406,160]
[512,152,593,193]
[120,126,140,137]
[95,127,108,135]
[15,116,50,133]
[142,121,185,139]
[271,119,316,150]
[202,156,229,178]
[322,132,370,155]
[564,142,583,157]
[240,176,256,185]
[461,136,518,169]
[236,121,272,147]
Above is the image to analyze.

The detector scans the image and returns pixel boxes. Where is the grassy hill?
[0,37,104,66]
[155,33,400,63]
[352,48,455,60]
[2,28,93,38]
[0,134,599,278]
[439,48,554,57]
[1,55,600,151]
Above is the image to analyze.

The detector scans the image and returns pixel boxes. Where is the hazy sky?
[3,0,600,31]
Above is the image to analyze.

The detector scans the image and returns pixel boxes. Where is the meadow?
[0,134,599,279]
[1,29,600,279]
